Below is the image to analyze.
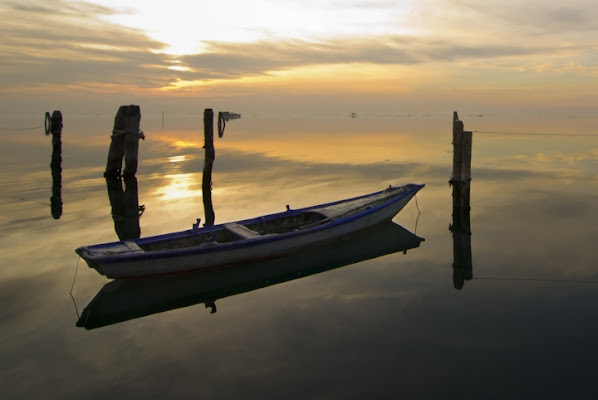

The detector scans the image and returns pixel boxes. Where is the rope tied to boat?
[111,129,145,139]
[414,193,421,236]
[70,257,81,319]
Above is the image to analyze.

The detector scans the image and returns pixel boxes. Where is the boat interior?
[137,211,327,252]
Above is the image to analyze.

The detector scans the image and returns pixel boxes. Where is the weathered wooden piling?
[202,109,216,226]
[450,111,473,289]
[450,111,472,207]
[105,105,144,178]
[49,111,63,219]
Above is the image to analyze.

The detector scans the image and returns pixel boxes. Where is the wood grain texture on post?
[452,111,464,182]
[105,105,143,178]
[123,105,142,177]
[451,111,472,182]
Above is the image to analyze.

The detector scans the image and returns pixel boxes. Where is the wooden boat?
[76,221,424,329]
[75,183,424,279]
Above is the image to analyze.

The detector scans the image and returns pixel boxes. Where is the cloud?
[452,0,598,34]
[6,0,118,16]
[1,0,596,108]
[0,0,176,91]
[178,35,576,81]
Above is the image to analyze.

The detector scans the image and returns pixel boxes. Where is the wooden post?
[451,112,472,207]
[123,105,142,177]
[49,111,63,219]
[202,109,216,226]
[105,106,127,177]
[450,111,473,289]
[105,105,143,178]
[452,112,464,183]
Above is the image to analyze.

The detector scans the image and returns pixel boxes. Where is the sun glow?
[168,65,191,72]
[172,139,202,149]
[88,0,420,56]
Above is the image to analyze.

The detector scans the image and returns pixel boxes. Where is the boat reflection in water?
[76,222,424,329]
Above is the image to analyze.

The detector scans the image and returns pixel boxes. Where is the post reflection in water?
[105,176,145,241]
[76,221,424,330]
[450,181,472,289]
[48,111,63,219]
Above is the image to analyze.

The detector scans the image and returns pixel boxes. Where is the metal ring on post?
[218,112,225,138]
[44,112,52,135]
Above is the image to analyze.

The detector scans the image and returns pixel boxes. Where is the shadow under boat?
[77,221,424,330]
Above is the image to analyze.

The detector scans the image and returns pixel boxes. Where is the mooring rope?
[70,257,81,319]
[474,277,598,285]
[4,195,50,207]
[474,130,598,137]
[413,193,421,235]
[1,112,52,133]
[0,126,44,132]
[111,129,145,139]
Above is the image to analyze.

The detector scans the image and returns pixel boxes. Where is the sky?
[1,0,597,115]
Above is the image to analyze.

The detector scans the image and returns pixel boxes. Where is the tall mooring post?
[450,112,473,289]
[450,111,472,206]
[202,109,216,227]
[105,105,144,178]
[47,111,63,219]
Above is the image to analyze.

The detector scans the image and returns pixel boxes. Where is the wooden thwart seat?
[124,241,144,252]
[224,223,261,239]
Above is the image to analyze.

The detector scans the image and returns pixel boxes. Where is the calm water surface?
[1,111,597,399]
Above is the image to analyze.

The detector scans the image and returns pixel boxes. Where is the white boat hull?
[77,184,424,279]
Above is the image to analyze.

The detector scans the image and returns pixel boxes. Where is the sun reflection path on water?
[154,173,203,201]
[168,155,187,163]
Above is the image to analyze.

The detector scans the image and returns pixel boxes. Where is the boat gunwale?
[77,184,424,265]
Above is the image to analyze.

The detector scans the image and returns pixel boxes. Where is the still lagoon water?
[1,111,597,399]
